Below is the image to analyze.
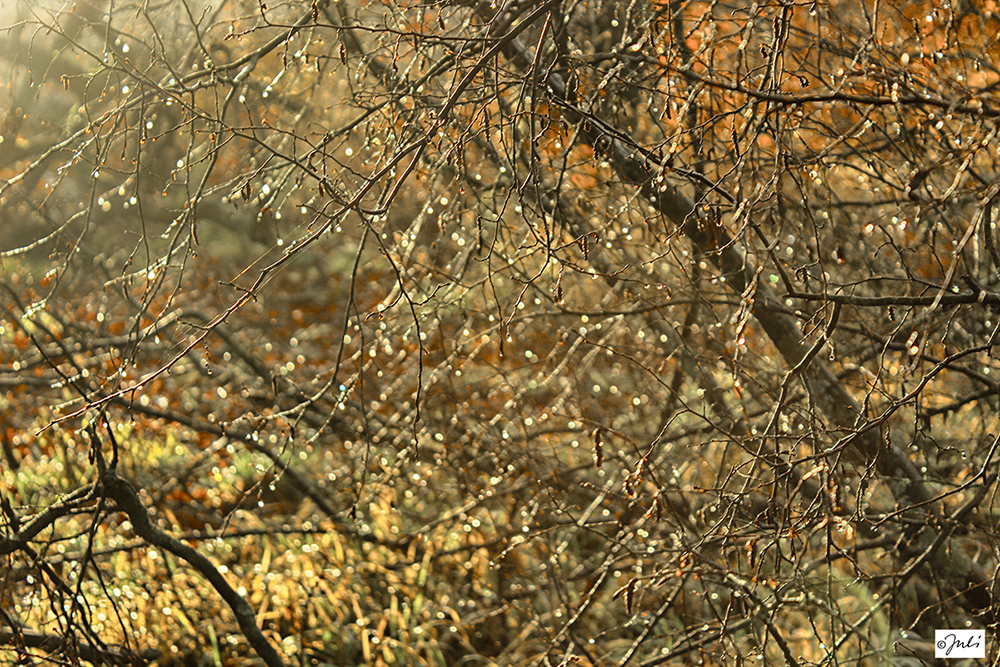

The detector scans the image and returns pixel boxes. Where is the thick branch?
[482,0,993,619]
[100,471,287,667]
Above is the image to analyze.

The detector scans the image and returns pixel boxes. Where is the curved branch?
[99,471,287,667]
